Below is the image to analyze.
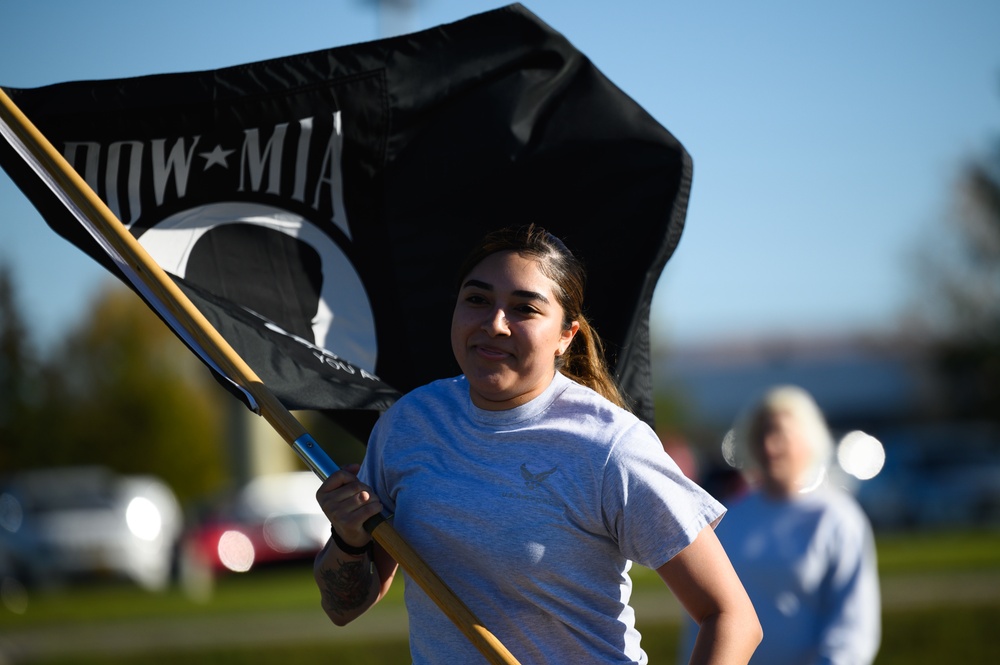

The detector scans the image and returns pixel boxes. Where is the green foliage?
[0,275,231,505]
[916,136,1000,421]
[0,262,42,470]
[44,287,230,502]
[0,259,370,506]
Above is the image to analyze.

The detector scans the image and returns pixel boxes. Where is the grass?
[26,643,415,665]
[18,605,1000,665]
[874,528,1000,573]
[3,529,999,664]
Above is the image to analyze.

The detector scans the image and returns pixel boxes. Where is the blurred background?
[1,1,998,663]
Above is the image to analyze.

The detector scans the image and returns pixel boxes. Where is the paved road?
[2,572,998,663]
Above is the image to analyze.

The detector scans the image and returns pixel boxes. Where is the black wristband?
[330,525,373,557]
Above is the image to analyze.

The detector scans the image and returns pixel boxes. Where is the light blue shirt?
[681,486,881,665]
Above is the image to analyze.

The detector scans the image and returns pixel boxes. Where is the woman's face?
[752,408,814,496]
[451,250,578,410]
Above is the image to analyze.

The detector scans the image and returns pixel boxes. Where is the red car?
[179,472,328,594]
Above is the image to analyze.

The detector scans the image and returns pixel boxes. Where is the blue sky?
[2,0,999,353]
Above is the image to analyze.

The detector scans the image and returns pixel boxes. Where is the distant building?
[656,334,1000,530]
[656,334,934,435]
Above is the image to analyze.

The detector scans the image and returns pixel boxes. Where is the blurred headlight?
[217,530,255,572]
[126,496,163,541]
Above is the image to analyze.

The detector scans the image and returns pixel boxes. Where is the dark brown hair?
[456,224,628,410]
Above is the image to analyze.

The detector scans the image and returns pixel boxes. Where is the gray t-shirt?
[360,372,724,664]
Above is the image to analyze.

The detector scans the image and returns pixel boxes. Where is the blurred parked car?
[179,471,327,595]
[854,422,1000,530]
[0,466,182,591]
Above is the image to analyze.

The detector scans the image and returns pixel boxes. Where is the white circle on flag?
[136,202,377,371]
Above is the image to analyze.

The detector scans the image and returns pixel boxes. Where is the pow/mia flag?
[0,3,692,439]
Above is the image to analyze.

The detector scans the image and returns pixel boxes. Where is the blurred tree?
[23,284,232,504]
[0,261,42,471]
[914,122,1000,421]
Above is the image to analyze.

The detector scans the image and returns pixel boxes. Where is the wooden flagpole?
[0,86,521,665]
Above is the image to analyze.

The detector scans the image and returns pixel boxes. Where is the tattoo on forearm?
[319,557,374,616]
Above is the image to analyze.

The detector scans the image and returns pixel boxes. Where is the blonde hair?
[725,385,833,488]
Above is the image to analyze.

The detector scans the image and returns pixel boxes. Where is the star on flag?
[200,144,234,170]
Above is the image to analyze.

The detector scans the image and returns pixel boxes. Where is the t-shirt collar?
[465,371,570,427]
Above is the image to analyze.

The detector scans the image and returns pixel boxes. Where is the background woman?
[681,385,881,664]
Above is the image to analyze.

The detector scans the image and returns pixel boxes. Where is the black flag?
[0,3,691,438]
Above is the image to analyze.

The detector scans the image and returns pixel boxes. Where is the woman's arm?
[313,465,398,626]
[658,524,762,665]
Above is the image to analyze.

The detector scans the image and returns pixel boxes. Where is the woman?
[681,385,881,665]
[314,224,761,664]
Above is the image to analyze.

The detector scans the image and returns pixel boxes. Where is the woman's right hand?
[314,464,396,626]
[316,463,384,549]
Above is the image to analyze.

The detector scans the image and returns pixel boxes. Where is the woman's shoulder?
[814,485,871,523]
[394,374,466,404]
[556,374,642,422]
[376,375,467,422]
[369,376,467,444]
[553,375,659,452]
